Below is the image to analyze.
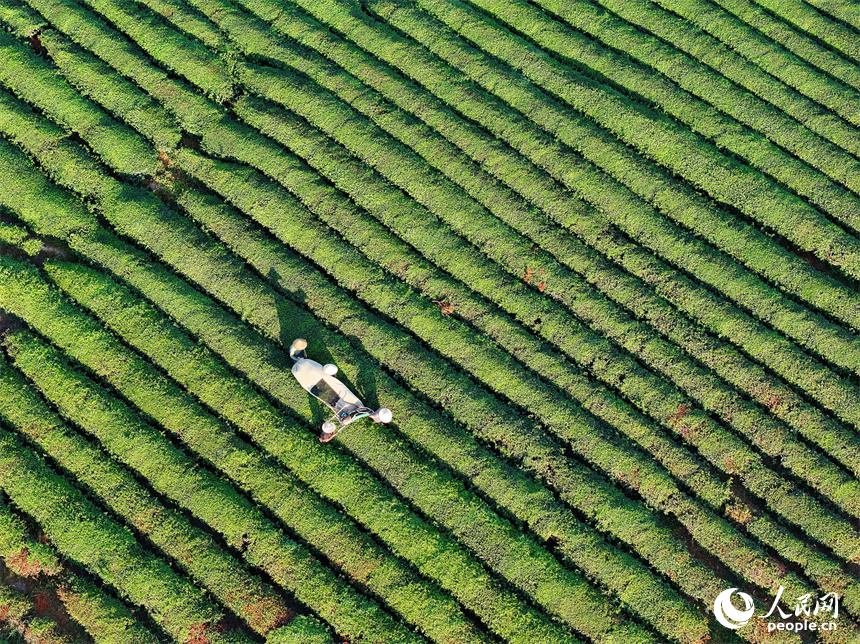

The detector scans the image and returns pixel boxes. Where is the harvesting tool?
[289,338,393,442]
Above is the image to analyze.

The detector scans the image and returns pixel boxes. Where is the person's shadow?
[269,267,380,429]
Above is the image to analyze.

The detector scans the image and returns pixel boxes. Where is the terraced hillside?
[0,0,858,642]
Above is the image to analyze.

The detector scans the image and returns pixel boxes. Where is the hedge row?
[382,0,860,287]
[82,189,724,643]
[0,258,489,644]
[20,0,860,438]
[0,580,72,644]
[265,616,334,644]
[0,345,294,635]
[39,32,182,150]
[0,222,41,256]
[175,159,860,617]
[470,0,860,226]
[356,0,860,405]
[0,426,246,644]
[19,0,226,134]
[0,505,75,644]
[170,151,860,604]
[0,136,94,239]
[0,0,45,35]
[21,0,860,422]
[0,497,62,578]
[6,0,860,632]
[34,0,860,343]
[0,33,156,176]
[803,0,860,31]
[576,0,860,158]
[134,0,227,51]
[327,0,853,332]
[201,158,844,623]
[33,250,630,643]
[751,0,860,59]
[0,63,656,639]
[0,497,159,644]
[1,321,429,644]
[0,76,712,640]
[214,37,860,523]
[723,0,860,72]
[282,0,860,333]
[67,0,860,462]
[651,0,860,125]
[229,66,860,524]
[54,578,161,644]
[183,0,860,476]
[263,0,860,366]
[7,256,529,644]
[0,69,848,632]
[75,0,235,101]
[167,145,851,623]
[0,0,178,147]
[20,0,852,512]
[3,5,856,608]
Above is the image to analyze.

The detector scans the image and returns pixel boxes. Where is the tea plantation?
[0,0,858,642]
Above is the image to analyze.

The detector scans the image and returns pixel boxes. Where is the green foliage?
[467,0,860,236]
[361,0,860,325]
[0,341,292,636]
[76,0,235,102]
[135,0,227,51]
[1,335,428,644]
[566,0,860,158]
[241,0,860,393]
[0,0,859,641]
[0,26,720,644]
[275,0,854,331]
[265,616,333,644]
[33,246,582,643]
[0,223,40,256]
[0,33,156,176]
[53,576,160,644]
[169,152,860,614]
[0,260,461,644]
[21,0,224,131]
[227,72,860,528]
[0,19,856,634]
[203,0,860,477]
[39,31,182,150]
[803,0,860,30]
[0,137,94,239]
[0,0,45,37]
[0,500,159,644]
[655,0,860,123]
[395,0,860,282]
[0,498,62,576]
[0,429,242,644]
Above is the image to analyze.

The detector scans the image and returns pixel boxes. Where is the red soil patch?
[244,597,294,634]
[32,591,52,614]
[184,623,211,644]
[7,548,44,578]
[764,394,783,410]
[27,32,41,54]
[433,299,456,316]
[668,404,689,423]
